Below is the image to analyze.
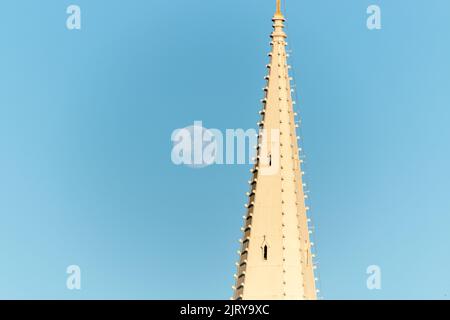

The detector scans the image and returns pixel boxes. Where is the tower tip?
[275,0,284,18]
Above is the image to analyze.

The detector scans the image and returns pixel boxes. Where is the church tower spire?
[232,1,318,300]
[275,0,283,17]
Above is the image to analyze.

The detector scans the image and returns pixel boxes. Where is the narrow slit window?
[263,245,268,260]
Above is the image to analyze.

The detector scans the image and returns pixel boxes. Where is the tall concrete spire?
[232,2,317,300]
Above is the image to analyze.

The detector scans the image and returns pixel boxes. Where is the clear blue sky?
[1,0,450,299]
